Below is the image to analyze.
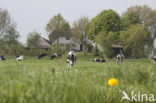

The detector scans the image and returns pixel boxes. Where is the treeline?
[89,5,156,58]
[0,5,156,58]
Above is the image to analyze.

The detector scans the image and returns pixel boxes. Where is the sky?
[0,0,156,44]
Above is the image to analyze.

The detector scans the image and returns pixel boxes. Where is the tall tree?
[3,23,19,44]
[45,13,70,45]
[72,16,90,50]
[2,23,21,55]
[0,8,11,37]
[123,5,156,55]
[95,31,119,57]
[27,31,40,48]
[121,12,141,29]
[119,24,149,58]
[88,9,121,40]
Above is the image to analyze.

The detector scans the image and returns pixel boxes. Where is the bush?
[92,45,99,56]
[48,44,66,55]
[24,48,47,57]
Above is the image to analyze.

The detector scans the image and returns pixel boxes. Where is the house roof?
[112,44,124,48]
[39,37,50,49]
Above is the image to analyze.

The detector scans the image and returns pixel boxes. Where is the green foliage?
[88,9,121,39]
[91,44,99,56]
[121,12,141,29]
[3,24,20,44]
[95,31,118,57]
[24,48,47,57]
[87,6,156,58]
[123,5,156,45]
[82,46,88,56]
[0,41,24,56]
[0,8,11,37]
[27,31,40,49]
[48,44,66,55]
[0,23,22,55]
[119,24,149,58]
[46,13,70,44]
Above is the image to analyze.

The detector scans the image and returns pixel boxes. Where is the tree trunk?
[57,37,59,46]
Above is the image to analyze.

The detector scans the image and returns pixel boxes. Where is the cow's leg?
[68,62,70,66]
[70,61,72,68]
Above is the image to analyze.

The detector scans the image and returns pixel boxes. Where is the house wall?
[52,37,81,50]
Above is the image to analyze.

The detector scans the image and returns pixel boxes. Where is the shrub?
[48,44,66,55]
[24,48,47,57]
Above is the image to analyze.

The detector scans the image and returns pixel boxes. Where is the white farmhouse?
[51,37,82,51]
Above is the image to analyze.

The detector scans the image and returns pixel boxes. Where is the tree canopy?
[27,31,41,48]
[88,9,121,39]
[119,24,149,58]
[0,8,11,37]
[46,13,70,45]
[72,16,90,50]
[121,12,141,29]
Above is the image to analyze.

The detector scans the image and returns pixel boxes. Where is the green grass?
[0,56,156,103]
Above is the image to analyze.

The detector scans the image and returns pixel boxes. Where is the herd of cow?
[0,51,156,67]
[0,51,77,67]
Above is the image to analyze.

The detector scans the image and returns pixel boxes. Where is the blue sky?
[0,0,156,44]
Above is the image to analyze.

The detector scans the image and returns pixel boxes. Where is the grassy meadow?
[0,56,156,103]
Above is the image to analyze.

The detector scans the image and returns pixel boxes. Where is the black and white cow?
[38,53,47,59]
[0,55,5,61]
[16,55,24,61]
[93,58,107,62]
[115,54,124,63]
[66,51,77,67]
[151,56,156,62]
[50,53,62,60]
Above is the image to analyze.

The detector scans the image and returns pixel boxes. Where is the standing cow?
[0,55,5,61]
[115,54,124,63]
[151,56,156,62]
[66,51,77,67]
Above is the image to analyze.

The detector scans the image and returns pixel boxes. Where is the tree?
[123,5,156,56]
[0,8,11,37]
[27,31,40,48]
[119,24,149,58]
[1,23,22,55]
[121,12,141,29]
[123,5,155,30]
[46,13,70,45]
[3,23,20,44]
[72,16,90,50]
[123,6,156,39]
[95,31,119,57]
[88,9,121,40]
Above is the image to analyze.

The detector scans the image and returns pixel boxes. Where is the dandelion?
[107,78,118,102]
[108,78,118,87]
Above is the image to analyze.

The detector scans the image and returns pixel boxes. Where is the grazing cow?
[16,55,24,61]
[151,56,156,62]
[66,51,77,67]
[115,54,124,63]
[0,55,5,61]
[38,53,47,59]
[50,53,62,60]
[93,58,107,62]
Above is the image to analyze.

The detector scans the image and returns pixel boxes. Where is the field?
[0,56,156,103]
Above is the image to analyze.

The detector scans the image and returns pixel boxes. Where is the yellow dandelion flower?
[108,78,118,87]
